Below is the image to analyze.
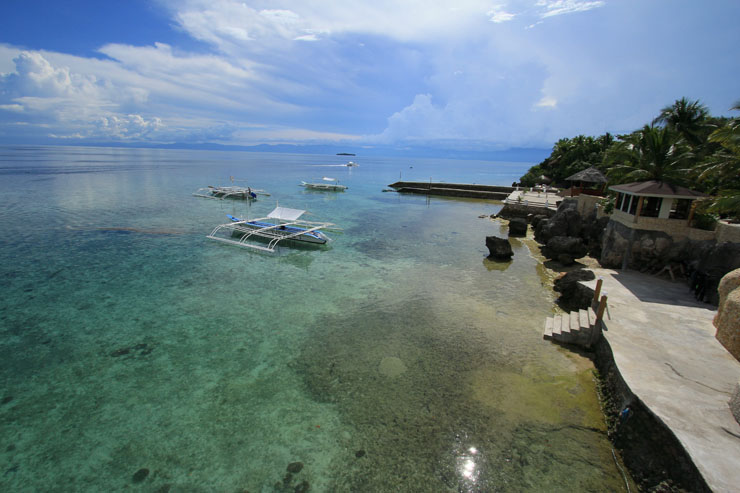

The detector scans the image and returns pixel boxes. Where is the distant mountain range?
[10,140,549,163]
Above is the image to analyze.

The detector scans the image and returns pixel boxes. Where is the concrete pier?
[582,269,740,492]
[388,181,514,200]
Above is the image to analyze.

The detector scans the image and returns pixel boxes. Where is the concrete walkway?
[582,269,740,493]
[505,189,559,209]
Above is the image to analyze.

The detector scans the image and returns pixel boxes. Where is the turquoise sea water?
[0,146,626,491]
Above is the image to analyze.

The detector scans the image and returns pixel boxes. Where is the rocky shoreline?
[486,200,722,492]
[593,335,710,492]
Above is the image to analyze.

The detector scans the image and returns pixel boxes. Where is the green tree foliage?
[604,125,692,184]
[518,97,740,219]
[652,97,710,147]
[696,101,740,216]
[518,133,612,186]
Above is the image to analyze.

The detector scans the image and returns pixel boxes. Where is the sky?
[0,0,739,154]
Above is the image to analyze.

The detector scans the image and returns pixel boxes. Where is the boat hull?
[301,183,347,191]
[229,217,328,245]
[211,190,256,200]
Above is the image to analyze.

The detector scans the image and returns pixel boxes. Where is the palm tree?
[695,100,740,217]
[604,125,692,184]
[653,97,710,147]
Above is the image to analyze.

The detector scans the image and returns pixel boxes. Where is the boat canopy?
[267,206,305,221]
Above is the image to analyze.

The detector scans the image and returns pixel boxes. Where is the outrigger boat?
[206,206,338,252]
[300,177,347,191]
[345,161,359,167]
[193,184,270,200]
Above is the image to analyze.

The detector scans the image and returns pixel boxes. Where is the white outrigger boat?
[193,184,270,200]
[345,161,359,167]
[300,177,347,191]
[206,206,338,252]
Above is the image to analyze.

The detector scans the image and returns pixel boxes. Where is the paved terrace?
[582,269,740,493]
[504,189,559,210]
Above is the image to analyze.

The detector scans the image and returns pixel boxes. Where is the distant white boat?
[345,161,359,167]
[300,177,348,191]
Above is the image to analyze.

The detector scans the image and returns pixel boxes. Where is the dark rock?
[583,215,610,257]
[557,254,575,266]
[485,236,513,260]
[355,450,366,458]
[1,396,13,405]
[553,269,596,311]
[553,269,596,292]
[287,462,304,474]
[698,242,740,275]
[132,468,149,483]
[294,480,310,493]
[534,202,583,244]
[508,217,527,237]
[542,236,588,261]
[110,348,130,357]
[557,198,578,212]
[530,214,548,229]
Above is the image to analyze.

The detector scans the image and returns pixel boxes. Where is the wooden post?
[596,293,608,322]
[687,200,697,226]
[633,196,644,223]
[593,278,603,305]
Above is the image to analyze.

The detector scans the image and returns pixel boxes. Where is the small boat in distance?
[193,185,270,200]
[300,177,348,191]
[345,161,359,167]
[206,206,338,252]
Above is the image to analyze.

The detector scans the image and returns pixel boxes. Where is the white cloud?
[488,8,516,23]
[3,1,737,152]
[0,104,24,112]
[535,96,557,108]
[95,114,164,139]
[535,0,605,18]
[0,51,163,140]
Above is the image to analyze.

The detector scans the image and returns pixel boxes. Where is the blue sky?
[1,0,739,153]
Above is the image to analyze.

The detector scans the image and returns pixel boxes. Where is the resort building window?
[629,195,639,215]
[669,199,692,219]
[621,195,633,213]
[615,193,624,210]
[641,197,662,217]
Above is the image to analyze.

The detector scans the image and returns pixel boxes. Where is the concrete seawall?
[388,181,514,200]
[579,269,740,492]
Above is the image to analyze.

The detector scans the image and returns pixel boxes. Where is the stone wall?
[610,210,716,241]
[600,220,740,304]
[575,194,602,217]
[714,269,740,361]
[600,219,707,269]
[496,203,556,220]
[717,221,740,244]
[594,337,711,492]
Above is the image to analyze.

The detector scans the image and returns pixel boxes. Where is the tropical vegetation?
[519,97,740,219]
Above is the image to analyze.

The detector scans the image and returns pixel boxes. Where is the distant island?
[336,152,356,156]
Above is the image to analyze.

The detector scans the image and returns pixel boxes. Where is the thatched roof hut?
[565,167,607,183]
